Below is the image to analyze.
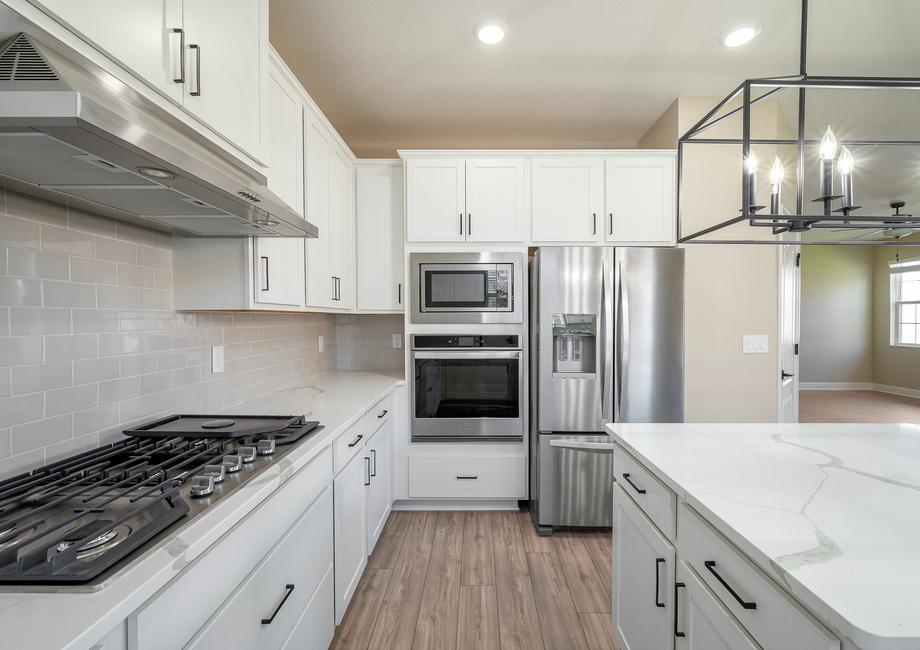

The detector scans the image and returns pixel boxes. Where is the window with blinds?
[891,258,920,346]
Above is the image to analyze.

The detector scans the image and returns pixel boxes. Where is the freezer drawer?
[535,434,614,528]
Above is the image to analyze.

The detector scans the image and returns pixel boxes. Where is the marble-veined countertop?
[0,370,404,650]
[607,422,920,650]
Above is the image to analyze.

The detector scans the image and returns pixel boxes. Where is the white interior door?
[779,245,801,423]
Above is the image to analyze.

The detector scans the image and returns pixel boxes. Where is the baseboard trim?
[800,382,874,391]
[393,499,522,511]
[800,382,920,399]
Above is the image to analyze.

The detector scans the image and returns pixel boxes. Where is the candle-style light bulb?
[769,156,784,215]
[839,146,856,209]
[819,125,838,161]
[744,151,758,174]
[743,151,759,210]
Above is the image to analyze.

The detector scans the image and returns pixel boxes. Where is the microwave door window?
[415,358,520,419]
[426,271,490,309]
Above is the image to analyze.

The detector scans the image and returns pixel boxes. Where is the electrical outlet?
[211,345,224,373]
[318,335,325,353]
[742,335,769,354]
[392,333,402,350]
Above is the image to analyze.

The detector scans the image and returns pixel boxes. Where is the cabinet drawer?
[334,393,393,473]
[131,447,333,649]
[678,504,838,650]
[614,443,676,541]
[409,456,525,498]
[187,487,334,649]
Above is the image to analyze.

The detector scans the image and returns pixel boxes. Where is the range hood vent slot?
[0,33,58,81]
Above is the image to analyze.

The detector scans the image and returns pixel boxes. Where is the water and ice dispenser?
[551,313,596,376]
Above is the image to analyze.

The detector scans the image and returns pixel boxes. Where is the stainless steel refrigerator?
[529,247,684,533]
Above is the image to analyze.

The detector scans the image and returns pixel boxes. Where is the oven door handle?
[412,350,522,360]
[549,439,614,452]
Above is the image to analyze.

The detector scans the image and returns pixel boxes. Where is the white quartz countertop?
[0,370,404,650]
[607,422,920,650]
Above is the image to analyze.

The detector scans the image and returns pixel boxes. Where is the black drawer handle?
[456,475,478,480]
[347,434,364,448]
[377,409,388,419]
[622,472,646,494]
[674,582,686,638]
[654,558,666,607]
[705,561,757,610]
[261,584,295,624]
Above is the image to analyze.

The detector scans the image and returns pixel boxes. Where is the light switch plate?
[392,333,402,350]
[211,345,224,373]
[318,335,325,353]
[742,335,769,354]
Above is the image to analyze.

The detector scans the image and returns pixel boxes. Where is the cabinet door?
[329,148,355,310]
[531,157,604,242]
[305,120,333,309]
[253,237,305,308]
[605,155,675,244]
[266,60,304,215]
[333,451,369,623]
[366,418,393,553]
[613,483,675,650]
[464,158,527,242]
[356,163,404,311]
[405,159,465,242]
[182,0,265,157]
[675,561,760,650]
[32,0,184,103]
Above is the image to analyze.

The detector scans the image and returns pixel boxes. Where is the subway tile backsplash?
[0,187,340,480]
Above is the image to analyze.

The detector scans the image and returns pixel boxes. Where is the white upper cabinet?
[405,159,466,242]
[329,148,355,310]
[266,55,304,215]
[252,237,305,308]
[181,0,266,158]
[356,162,404,312]
[531,157,604,242]
[464,158,527,242]
[30,0,185,103]
[605,154,675,245]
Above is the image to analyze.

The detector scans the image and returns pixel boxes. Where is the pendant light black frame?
[677,0,920,245]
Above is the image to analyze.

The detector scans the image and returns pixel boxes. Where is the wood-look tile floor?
[799,389,920,424]
[330,509,618,650]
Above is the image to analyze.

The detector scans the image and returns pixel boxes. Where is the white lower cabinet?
[612,482,675,650]
[408,455,526,499]
[366,415,393,552]
[333,447,369,623]
[675,560,760,650]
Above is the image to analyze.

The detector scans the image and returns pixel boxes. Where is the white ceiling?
[269,1,920,158]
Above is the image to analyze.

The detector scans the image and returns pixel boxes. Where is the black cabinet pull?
[170,28,185,83]
[364,456,371,486]
[188,43,201,96]
[456,475,478,480]
[371,449,377,477]
[467,213,471,236]
[609,212,614,235]
[654,558,666,608]
[261,584,295,624]
[260,256,269,291]
[674,582,686,638]
[377,409,388,419]
[592,212,597,235]
[347,434,363,448]
[398,283,402,305]
[705,560,756,610]
[622,473,646,494]
[459,212,464,235]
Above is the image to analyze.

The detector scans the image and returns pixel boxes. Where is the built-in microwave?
[409,252,523,324]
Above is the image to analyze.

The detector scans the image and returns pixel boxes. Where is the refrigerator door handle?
[615,258,629,421]
[600,257,614,423]
[549,439,614,452]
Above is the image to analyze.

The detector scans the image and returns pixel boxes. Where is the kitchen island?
[607,422,920,650]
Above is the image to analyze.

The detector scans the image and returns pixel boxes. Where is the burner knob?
[202,464,226,483]
[237,446,257,463]
[222,455,243,473]
[189,475,215,498]
[256,439,276,456]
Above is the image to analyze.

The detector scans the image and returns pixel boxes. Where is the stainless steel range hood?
[0,20,318,238]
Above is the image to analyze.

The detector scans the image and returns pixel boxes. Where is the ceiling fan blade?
[853,229,886,239]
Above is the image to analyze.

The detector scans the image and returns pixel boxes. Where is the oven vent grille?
[0,34,59,82]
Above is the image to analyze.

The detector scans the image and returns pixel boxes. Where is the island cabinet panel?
[613,483,675,650]
[677,503,839,650]
[675,560,760,650]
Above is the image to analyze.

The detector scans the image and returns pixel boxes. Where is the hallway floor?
[799,389,920,424]
[330,509,617,650]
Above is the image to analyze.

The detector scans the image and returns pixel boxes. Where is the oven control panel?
[411,334,520,349]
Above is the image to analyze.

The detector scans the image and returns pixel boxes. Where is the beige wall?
[642,97,782,422]
[873,240,920,391]
[800,246,874,384]
[638,99,678,149]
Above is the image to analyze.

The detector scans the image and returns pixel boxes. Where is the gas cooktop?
[0,415,320,587]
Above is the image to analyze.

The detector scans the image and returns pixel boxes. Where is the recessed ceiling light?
[721,23,760,47]
[476,23,505,45]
